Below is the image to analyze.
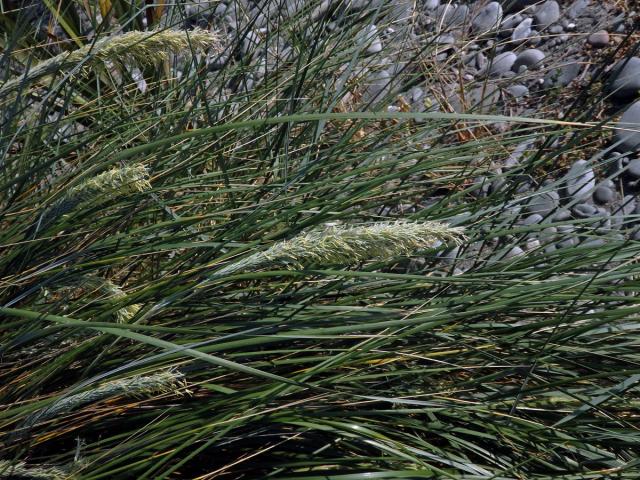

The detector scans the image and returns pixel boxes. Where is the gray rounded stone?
[489,51,517,76]
[557,237,577,249]
[534,1,560,29]
[505,246,525,259]
[472,2,503,33]
[525,191,560,215]
[512,17,532,42]
[593,185,615,204]
[362,25,383,54]
[628,159,640,178]
[587,30,610,48]
[523,213,543,225]
[572,203,598,218]
[554,209,571,221]
[512,49,545,71]
[615,101,640,152]
[565,160,596,198]
[582,238,606,247]
[543,61,581,88]
[506,84,529,97]
[608,57,640,100]
[436,3,469,27]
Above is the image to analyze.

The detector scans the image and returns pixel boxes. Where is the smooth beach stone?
[523,213,543,225]
[565,160,596,198]
[362,25,383,54]
[472,2,503,33]
[572,203,598,218]
[627,159,640,178]
[525,191,560,215]
[436,3,469,27]
[566,0,588,18]
[488,51,517,76]
[504,246,525,259]
[614,101,640,152]
[588,30,610,48]
[543,61,580,88]
[608,57,640,100]
[512,48,545,71]
[533,1,560,29]
[506,84,529,97]
[593,185,615,204]
[512,17,532,42]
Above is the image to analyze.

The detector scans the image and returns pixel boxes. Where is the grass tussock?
[1,0,639,478]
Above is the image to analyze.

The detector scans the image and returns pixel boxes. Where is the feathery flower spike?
[211,221,465,278]
[14,371,186,440]
[0,28,221,97]
[31,164,151,235]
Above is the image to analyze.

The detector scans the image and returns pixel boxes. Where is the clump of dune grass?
[0,28,221,97]
[2,1,640,478]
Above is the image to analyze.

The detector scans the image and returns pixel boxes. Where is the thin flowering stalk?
[31,164,151,235]
[14,371,186,440]
[39,276,142,323]
[0,461,70,480]
[0,28,221,97]
[210,221,465,278]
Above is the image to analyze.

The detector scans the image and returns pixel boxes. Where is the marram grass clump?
[0,28,221,97]
[15,371,186,439]
[31,164,151,235]
[212,221,465,277]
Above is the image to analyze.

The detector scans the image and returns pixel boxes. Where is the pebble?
[489,51,517,76]
[505,246,525,259]
[523,213,543,225]
[424,0,440,10]
[566,0,588,19]
[469,83,500,112]
[557,237,577,249]
[554,209,572,221]
[506,84,529,98]
[534,1,560,29]
[549,25,563,34]
[628,159,640,178]
[572,203,598,218]
[436,3,469,28]
[512,49,545,71]
[363,25,383,54]
[608,57,640,100]
[582,238,606,248]
[615,101,640,152]
[525,191,560,215]
[512,18,532,42]
[501,12,521,27]
[565,160,596,199]
[362,68,391,103]
[543,61,581,88]
[587,30,610,48]
[472,2,503,33]
[593,185,615,204]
